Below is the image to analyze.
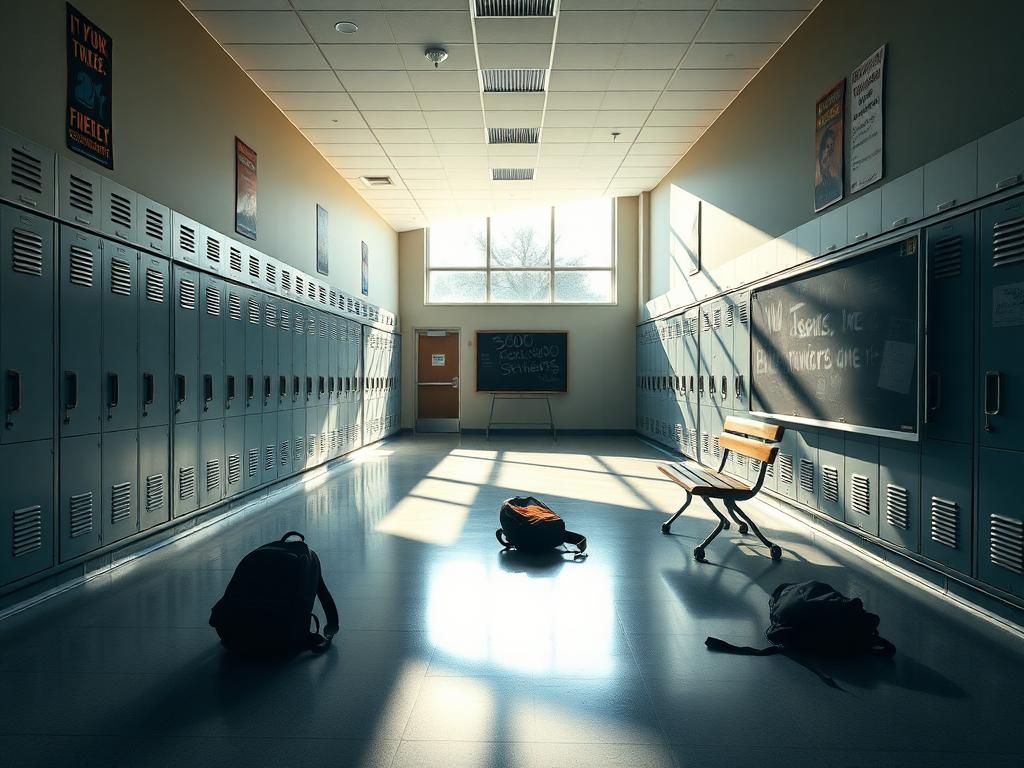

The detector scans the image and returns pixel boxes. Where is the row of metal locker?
[637,194,1024,600]
[0,202,401,590]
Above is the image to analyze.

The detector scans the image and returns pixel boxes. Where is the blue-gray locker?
[815,432,845,521]
[262,298,278,415]
[292,408,306,471]
[1,206,54,444]
[795,429,818,508]
[317,313,330,412]
[102,430,138,544]
[328,316,339,412]
[878,438,921,553]
[244,290,263,416]
[920,439,972,574]
[306,311,320,412]
[278,410,293,478]
[59,226,101,438]
[244,413,262,490]
[224,285,244,419]
[101,241,139,433]
[698,305,713,421]
[0,440,54,585]
[712,297,735,412]
[339,321,351,451]
[1,132,56,215]
[699,404,716,467]
[775,428,798,500]
[844,435,879,537]
[328,403,339,459]
[308,406,325,468]
[199,274,225,421]
[294,307,308,412]
[199,419,223,508]
[224,416,244,499]
[172,421,198,518]
[263,411,279,483]
[138,425,169,532]
[200,226,224,276]
[59,434,102,560]
[732,291,751,416]
[353,321,364,448]
[278,305,294,410]
[173,266,199,424]
[139,254,170,429]
[682,310,699,458]
[924,213,976,443]
[977,448,1024,596]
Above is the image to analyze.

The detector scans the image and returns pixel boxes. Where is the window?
[426,199,614,304]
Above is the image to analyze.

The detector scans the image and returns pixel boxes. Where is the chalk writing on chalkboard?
[476,332,568,392]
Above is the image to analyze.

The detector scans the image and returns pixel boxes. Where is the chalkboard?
[750,235,920,438]
[476,331,568,392]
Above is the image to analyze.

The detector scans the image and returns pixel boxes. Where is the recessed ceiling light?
[334,21,358,33]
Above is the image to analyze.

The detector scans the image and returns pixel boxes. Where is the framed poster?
[66,3,113,169]
[316,204,328,276]
[361,241,369,296]
[814,79,845,212]
[235,137,257,240]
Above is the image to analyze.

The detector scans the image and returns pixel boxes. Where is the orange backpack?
[496,496,587,555]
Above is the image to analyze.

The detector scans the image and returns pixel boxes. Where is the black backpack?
[496,496,587,555]
[210,531,339,657]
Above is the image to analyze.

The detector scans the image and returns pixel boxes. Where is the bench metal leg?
[661,492,692,534]
[693,498,730,562]
[726,504,747,534]
[727,500,782,561]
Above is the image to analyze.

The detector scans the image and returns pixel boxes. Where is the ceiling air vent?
[489,128,539,144]
[482,68,546,93]
[360,175,393,188]
[492,168,534,181]
[476,0,555,16]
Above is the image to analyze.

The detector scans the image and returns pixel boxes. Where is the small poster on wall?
[316,205,328,275]
[66,4,113,169]
[849,44,886,194]
[361,241,369,296]
[814,79,845,212]
[235,137,257,240]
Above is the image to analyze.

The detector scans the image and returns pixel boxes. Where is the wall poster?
[66,3,113,169]
[849,44,886,194]
[316,204,328,276]
[361,240,369,296]
[814,79,845,212]
[235,137,257,240]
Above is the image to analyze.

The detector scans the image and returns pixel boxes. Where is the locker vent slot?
[886,484,909,530]
[228,246,242,273]
[110,258,132,296]
[821,466,840,504]
[249,254,260,279]
[307,434,316,458]
[701,432,709,457]
[750,458,761,476]
[330,290,338,307]
[179,279,196,310]
[110,482,132,524]
[294,437,305,463]
[992,215,1024,268]
[11,147,43,194]
[798,458,814,495]
[713,307,722,329]
[930,235,961,279]
[265,263,277,285]
[205,236,221,264]
[144,207,165,242]
[779,454,793,485]
[265,445,276,472]
[295,275,304,296]
[205,285,221,315]
[725,304,734,328]
[247,298,260,324]
[69,245,95,287]
[320,319,328,338]
[713,436,721,459]
[227,454,242,486]
[738,300,749,326]
[69,492,94,538]
[145,474,164,514]
[280,307,291,331]
[930,496,959,549]
[228,293,242,320]
[12,505,43,558]
[850,474,871,516]
[281,270,291,292]
[989,514,1023,574]
[279,440,289,466]
[205,459,221,492]
[11,228,44,276]
[69,173,95,214]
[109,193,133,229]
[734,454,746,471]
[307,282,315,300]
[145,268,164,302]
[178,224,196,255]
[688,428,697,456]
[319,433,326,454]
[248,448,259,477]
[179,466,195,500]
[319,285,327,304]
[265,302,277,327]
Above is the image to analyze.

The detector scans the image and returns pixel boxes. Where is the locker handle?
[226,375,236,404]
[995,174,1021,190]
[305,376,313,400]
[926,372,942,415]
[328,376,335,395]
[293,376,300,401]
[698,375,705,396]
[891,217,908,228]
[279,376,287,399]
[175,374,186,410]
[108,372,119,410]
[854,231,869,241]
[319,376,326,397]
[246,375,255,402]
[708,376,716,395]
[143,372,155,408]
[203,374,213,410]
[263,375,271,403]
[936,199,956,212]
[720,376,728,402]
[735,374,744,400]
[65,370,79,414]
[984,370,1002,431]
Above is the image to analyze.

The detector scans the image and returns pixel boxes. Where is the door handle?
[305,376,313,400]
[279,375,287,400]
[452,376,459,389]
[984,370,1002,431]
[203,374,213,410]
[263,375,271,404]
[108,372,120,411]
[246,375,255,402]
[143,372,155,416]
[698,375,705,397]
[64,370,78,424]
[721,375,728,401]
[735,374,744,401]
[175,374,186,411]
[318,376,325,398]
[226,375,236,405]
[293,376,300,401]
[328,376,335,396]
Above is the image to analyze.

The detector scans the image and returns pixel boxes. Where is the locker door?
[353,324,364,447]
[318,313,330,411]
[224,285,245,419]
[199,419,224,507]
[328,316,339,412]
[262,411,279,484]
[775,428,798,500]
[844,435,879,537]
[101,241,139,433]
[307,311,320,411]
[102,430,138,544]
[244,413,263,490]
[224,416,244,499]
[138,425,170,532]
[714,297,735,412]
[278,305,293,410]
[733,292,751,416]
[173,267,199,424]
[293,408,306,473]
[0,440,54,585]
[977,448,1024,596]
[920,439,972,574]
[278,410,293,478]
[340,321,352,451]
[698,304,713,416]
[244,290,263,416]
[1,131,56,215]
[816,433,845,522]
[139,255,170,429]
[307,407,323,469]
[293,307,307,411]
[683,310,699,458]
[699,404,715,467]
[262,298,278,416]
[1,207,54,444]
[172,421,198,518]
[796,430,818,508]
[878,439,921,553]
[199,274,225,421]
[59,226,102,438]
[924,213,976,442]
[59,434,102,560]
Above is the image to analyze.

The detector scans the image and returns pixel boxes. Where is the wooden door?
[417,331,459,432]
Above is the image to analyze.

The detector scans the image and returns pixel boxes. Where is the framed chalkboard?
[750,235,920,439]
[476,331,568,392]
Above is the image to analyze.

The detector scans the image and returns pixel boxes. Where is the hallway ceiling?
[183,1,818,232]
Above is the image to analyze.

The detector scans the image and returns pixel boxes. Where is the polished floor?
[0,435,1022,768]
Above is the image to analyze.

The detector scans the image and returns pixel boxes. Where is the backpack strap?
[869,635,896,657]
[281,531,305,542]
[705,636,782,656]
[496,528,511,549]
[563,530,587,555]
[308,573,340,653]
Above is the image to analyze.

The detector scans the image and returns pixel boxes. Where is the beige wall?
[398,197,639,431]
[2,0,397,310]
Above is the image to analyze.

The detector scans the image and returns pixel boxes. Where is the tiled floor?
[1,435,1022,768]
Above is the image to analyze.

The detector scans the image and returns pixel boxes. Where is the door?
[0,440,54,585]
[416,331,459,433]
[173,266,199,425]
[101,429,138,545]
[199,274,225,422]
[139,255,170,429]
[138,425,169,532]
[224,285,245,419]
[101,241,139,434]
[59,226,102,438]
[59,434,102,560]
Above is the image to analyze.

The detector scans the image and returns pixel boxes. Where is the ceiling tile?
[669,68,758,90]
[186,1,292,8]
[297,11,393,44]
[645,109,720,127]
[350,92,421,110]
[384,144,440,157]
[291,1,385,8]
[637,126,705,142]
[390,155,444,168]
[685,42,780,69]
[423,111,485,128]
[435,143,489,156]
[616,44,687,69]
[716,0,817,9]
[540,128,592,143]
[607,70,673,91]
[656,90,736,109]
[373,128,433,143]
[338,167,399,181]
[482,93,545,111]
[548,70,614,92]
[416,92,482,110]
[225,44,326,70]
[385,11,474,44]
[600,91,660,110]
[629,141,692,154]
[696,10,810,43]
[477,44,553,70]
[441,156,488,168]
[316,142,385,157]
[338,70,413,92]
[545,92,605,110]
[621,153,679,167]
[557,12,633,44]
[474,17,556,44]
[398,168,449,179]
[404,179,451,190]
[302,128,376,143]
[267,91,355,110]
[409,70,480,92]
[537,155,582,168]
[319,44,404,71]
[193,11,312,43]
[431,128,486,144]
[627,11,707,44]
[485,110,543,128]
[361,110,427,129]
[330,157,393,171]
[543,111,598,128]
[285,110,369,128]
[398,44,477,70]
[247,70,342,91]
[592,110,649,127]
[540,143,588,155]
[588,127,640,143]
[551,44,622,70]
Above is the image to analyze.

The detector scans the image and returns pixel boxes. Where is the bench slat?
[723,416,784,442]
[659,461,750,494]
[719,433,779,463]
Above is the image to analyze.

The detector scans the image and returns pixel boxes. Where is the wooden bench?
[658,416,785,562]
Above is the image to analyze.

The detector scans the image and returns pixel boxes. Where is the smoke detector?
[334,21,358,33]
[424,47,449,69]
